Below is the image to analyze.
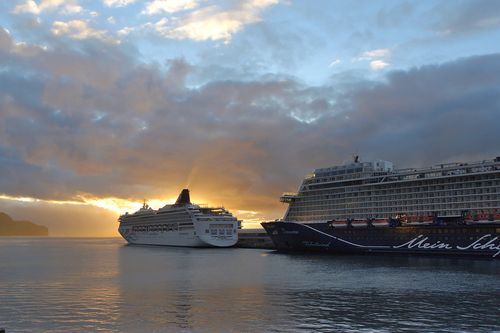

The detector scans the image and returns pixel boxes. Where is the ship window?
[205,229,209,233]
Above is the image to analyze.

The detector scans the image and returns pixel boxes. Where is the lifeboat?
[329,219,348,228]
[464,213,474,224]
[350,219,368,227]
[465,212,499,224]
[495,213,500,222]
[477,212,490,223]
[371,218,390,227]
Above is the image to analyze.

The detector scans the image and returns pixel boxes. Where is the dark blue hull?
[261,221,500,258]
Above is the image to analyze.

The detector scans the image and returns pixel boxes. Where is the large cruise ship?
[262,157,500,258]
[118,189,239,247]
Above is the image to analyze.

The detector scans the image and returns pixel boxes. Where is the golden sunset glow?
[0,192,272,235]
[0,193,216,215]
[0,194,86,206]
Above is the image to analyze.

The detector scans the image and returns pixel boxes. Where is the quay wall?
[236,229,275,249]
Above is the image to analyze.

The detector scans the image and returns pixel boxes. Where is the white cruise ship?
[118,189,239,247]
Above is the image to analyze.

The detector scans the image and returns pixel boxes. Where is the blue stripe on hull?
[261,222,500,258]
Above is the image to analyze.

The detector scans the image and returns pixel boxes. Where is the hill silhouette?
[0,212,48,236]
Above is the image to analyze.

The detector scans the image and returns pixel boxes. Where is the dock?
[236,229,275,249]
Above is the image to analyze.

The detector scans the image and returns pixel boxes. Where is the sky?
[0,0,499,236]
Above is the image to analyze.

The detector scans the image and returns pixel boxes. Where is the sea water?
[0,237,499,332]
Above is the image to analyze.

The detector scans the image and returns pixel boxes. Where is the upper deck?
[281,157,500,220]
[282,157,500,202]
[300,157,500,191]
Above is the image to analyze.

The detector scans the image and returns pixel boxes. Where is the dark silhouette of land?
[0,212,48,236]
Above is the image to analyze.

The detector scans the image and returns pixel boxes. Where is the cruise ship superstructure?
[262,157,500,258]
[119,189,239,247]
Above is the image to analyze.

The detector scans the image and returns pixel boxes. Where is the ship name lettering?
[456,235,500,257]
[394,235,452,250]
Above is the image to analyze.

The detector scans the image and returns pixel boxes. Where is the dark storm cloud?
[326,54,500,166]
[0,25,499,218]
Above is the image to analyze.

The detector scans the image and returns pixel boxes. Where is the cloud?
[370,59,389,71]
[13,0,41,14]
[360,48,390,59]
[59,2,82,14]
[434,0,500,36]
[13,0,82,15]
[13,0,280,44]
[142,0,198,15]
[355,48,391,71]
[51,20,110,41]
[118,26,134,36]
[103,0,137,7]
[328,59,341,67]
[0,27,499,234]
[150,0,280,42]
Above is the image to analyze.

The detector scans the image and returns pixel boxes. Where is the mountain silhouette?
[0,212,48,236]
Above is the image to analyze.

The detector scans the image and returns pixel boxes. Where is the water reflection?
[0,238,499,332]
[0,238,122,333]
[116,245,275,332]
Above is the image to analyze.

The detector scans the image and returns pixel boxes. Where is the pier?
[236,229,275,249]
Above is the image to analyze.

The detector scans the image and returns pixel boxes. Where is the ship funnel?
[174,189,191,206]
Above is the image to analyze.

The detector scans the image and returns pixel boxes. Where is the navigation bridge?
[280,192,298,203]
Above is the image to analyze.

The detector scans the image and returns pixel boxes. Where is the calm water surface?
[0,237,499,333]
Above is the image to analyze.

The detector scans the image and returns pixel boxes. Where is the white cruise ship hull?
[118,216,238,247]
[119,228,206,247]
[119,227,237,247]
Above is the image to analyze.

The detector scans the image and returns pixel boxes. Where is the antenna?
[353,148,360,163]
